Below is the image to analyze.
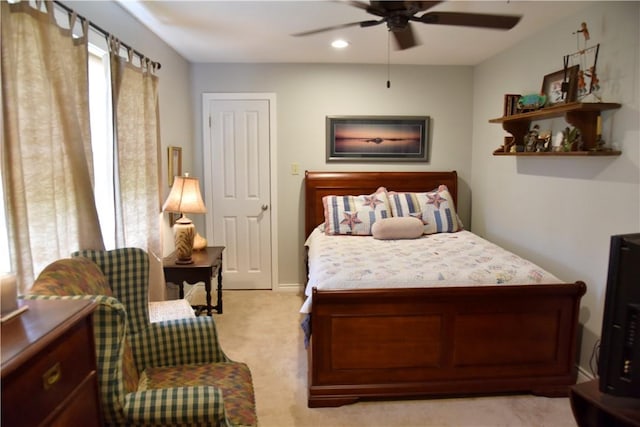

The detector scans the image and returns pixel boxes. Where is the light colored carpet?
[188,288,578,427]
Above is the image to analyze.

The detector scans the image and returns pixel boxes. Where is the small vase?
[193,232,207,251]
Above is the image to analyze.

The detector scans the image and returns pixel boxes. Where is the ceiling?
[116,0,593,66]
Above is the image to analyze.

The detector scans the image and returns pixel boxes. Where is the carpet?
[200,289,579,427]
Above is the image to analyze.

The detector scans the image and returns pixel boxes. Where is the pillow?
[323,187,390,235]
[388,184,461,234]
[372,217,424,240]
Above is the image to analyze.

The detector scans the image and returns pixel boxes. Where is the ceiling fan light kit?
[331,39,350,49]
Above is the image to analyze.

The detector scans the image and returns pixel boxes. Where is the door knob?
[261,204,269,211]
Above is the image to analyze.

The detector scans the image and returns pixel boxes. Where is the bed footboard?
[308,282,586,407]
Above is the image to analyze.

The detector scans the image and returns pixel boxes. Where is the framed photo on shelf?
[167,146,182,187]
[326,115,429,162]
[542,65,579,106]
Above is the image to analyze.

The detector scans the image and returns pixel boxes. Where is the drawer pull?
[43,362,61,390]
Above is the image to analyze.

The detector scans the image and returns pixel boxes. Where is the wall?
[68,1,193,256]
[190,63,474,287]
[472,1,640,375]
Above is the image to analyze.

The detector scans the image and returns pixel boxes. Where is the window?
[88,41,116,249]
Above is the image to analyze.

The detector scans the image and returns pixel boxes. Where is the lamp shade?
[162,175,206,214]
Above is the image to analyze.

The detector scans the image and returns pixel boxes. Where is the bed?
[303,170,586,408]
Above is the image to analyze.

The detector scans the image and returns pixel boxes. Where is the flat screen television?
[599,233,640,397]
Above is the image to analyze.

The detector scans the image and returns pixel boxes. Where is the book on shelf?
[503,94,521,116]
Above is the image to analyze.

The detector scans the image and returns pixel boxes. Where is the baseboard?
[275,283,304,294]
[577,365,595,383]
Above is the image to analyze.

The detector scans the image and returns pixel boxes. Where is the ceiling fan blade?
[416,11,521,30]
[344,0,370,10]
[360,19,385,28]
[291,21,367,37]
[346,0,388,17]
[392,23,420,50]
[405,1,442,13]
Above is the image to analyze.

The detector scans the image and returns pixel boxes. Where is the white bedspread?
[301,228,561,313]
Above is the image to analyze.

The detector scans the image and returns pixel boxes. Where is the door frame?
[202,93,278,290]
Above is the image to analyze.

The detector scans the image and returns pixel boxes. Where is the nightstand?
[163,246,224,315]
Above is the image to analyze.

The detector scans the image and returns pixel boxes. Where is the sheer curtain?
[1,2,104,291]
[109,38,164,299]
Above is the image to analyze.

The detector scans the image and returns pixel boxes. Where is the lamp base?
[174,216,195,264]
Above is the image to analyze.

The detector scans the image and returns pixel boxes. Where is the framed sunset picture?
[326,116,429,162]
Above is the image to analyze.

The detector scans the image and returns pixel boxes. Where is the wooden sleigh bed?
[303,170,586,408]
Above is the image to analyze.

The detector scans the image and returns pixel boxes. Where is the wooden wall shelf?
[493,150,622,156]
[490,102,621,156]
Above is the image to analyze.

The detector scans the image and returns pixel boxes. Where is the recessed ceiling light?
[331,39,350,49]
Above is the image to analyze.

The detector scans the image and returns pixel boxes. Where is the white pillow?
[372,217,424,240]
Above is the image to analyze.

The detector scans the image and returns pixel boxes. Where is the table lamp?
[162,173,207,264]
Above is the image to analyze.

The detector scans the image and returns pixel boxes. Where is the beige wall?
[190,63,474,287]
[471,1,640,374]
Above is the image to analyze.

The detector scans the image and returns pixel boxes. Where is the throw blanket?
[301,229,561,313]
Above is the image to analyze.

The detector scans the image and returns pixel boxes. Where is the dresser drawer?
[2,319,95,427]
[46,373,101,427]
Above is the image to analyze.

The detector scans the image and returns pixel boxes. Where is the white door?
[203,95,274,290]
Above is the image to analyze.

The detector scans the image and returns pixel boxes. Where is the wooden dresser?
[1,299,101,427]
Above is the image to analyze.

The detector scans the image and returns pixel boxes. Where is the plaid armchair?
[24,248,256,427]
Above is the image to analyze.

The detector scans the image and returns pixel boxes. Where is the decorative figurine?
[552,131,564,152]
[577,70,587,95]
[586,66,600,92]
[536,130,552,152]
[517,94,547,112]
[561,126,581,152]
[525,125,540,152]
[564,22,601,101]
[576,22,590,42]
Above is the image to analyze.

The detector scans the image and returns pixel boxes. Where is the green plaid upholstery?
[73,248,150,336]
[131,317,229,372]
[26,249,257,427]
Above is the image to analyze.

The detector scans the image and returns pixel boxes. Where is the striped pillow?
[323,187,390,235]
[388,185,461,234]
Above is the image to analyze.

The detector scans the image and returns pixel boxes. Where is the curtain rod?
[53,0,161,70]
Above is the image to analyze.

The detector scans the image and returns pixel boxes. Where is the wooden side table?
[163,246,224,316]
[570,379,640,426]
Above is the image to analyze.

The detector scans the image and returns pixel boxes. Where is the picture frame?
[326,116,429,162]
[541,65,579,106]
[167,146,182,187]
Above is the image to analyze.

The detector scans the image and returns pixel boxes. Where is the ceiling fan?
[292,1,522,51]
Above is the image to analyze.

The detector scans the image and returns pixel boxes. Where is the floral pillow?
[323,187,391,235]
[388,185,461,234]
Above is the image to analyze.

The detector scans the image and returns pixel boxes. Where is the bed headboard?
[304,170,458,238]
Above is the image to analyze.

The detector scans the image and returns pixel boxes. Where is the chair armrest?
[123,386,230,426]
[130,316,230,370]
